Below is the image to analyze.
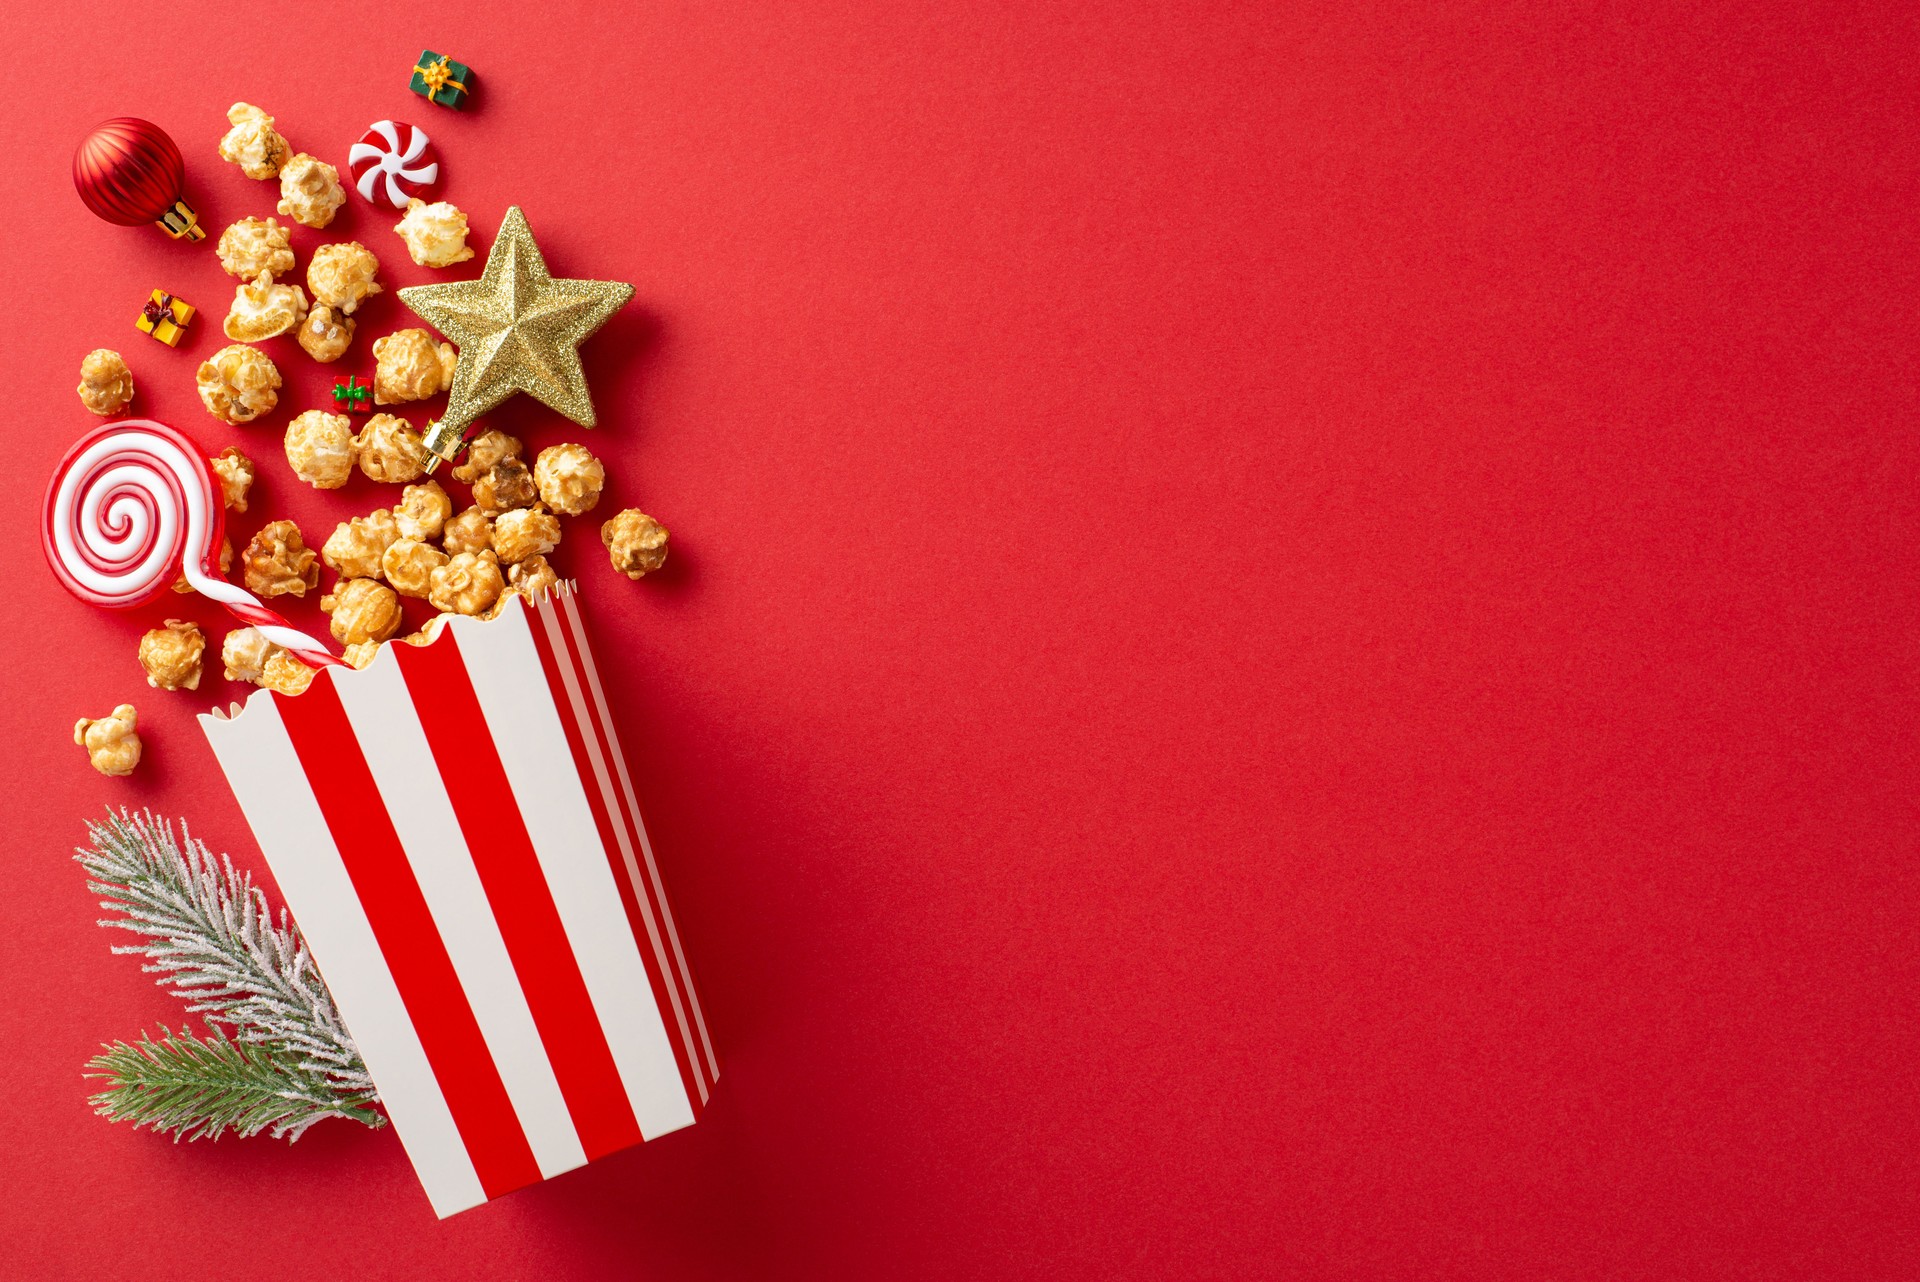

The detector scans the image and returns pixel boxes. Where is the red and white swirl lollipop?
[44,420,344,668]
[348,120,440,210]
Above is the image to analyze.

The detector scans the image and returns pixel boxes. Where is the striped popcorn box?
[201,586,716,1217]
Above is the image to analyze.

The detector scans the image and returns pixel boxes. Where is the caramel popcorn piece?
[284,410,359,489]
[371,328,455,404]
[218,103,288,180]
[472,457,537,515]
[215,216,295,280]
[393,198,476,268]
[449,428,521,484]
[357,414,429,483]
[77,348,134,416]
[506,553,561,601]
[441,504,493,556]
[276,152,346,229]
[602,509,669,579]
[74,704,142,776]
[401,613,451,647]
[195,344,281,424]
[383,537,449,599]
[221,627,282,684]
[429,549,505,617]
[297,303,356,363]
[137,619,205,691]
[322,577,404,646]
[243,519,319,598]
[394,479,453,541]
[532,443,606,516]
[170,534,232,594]
[223,271,309,343]
[342,640,382,669]
[210,447,254,513]
[259,649,315,696]
[308,242,383,314]
[491,506,561,564]
[322,508,400,579]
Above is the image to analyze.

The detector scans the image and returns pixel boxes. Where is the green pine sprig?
[87,1024,384,1141]
[77,810,385,1141]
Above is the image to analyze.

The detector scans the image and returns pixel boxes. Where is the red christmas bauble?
[73,118,188,226]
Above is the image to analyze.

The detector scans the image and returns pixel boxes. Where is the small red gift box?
[202,587,716,1217]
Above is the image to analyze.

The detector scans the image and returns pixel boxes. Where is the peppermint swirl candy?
[45,421,343,667]
[348,120,440,210]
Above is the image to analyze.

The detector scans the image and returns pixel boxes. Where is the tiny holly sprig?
[76,809,384,1141]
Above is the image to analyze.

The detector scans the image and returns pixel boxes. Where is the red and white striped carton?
[200,585,716,1217]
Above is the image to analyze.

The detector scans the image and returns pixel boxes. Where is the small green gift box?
[409,51,473,109]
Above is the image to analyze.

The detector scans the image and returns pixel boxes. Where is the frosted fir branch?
[76,809,378,1113]
[87,1024,383,1142]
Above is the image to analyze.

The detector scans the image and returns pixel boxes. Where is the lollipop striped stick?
[44,421,345,669]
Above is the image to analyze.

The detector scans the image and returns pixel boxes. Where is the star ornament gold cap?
[397,205,635,470]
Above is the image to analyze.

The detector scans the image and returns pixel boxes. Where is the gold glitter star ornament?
[398,205,634,470]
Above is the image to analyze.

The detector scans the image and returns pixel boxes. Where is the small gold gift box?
[135,290,194,347]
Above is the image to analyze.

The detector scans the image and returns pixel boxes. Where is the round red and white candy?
[44,420,344,668]
[347,120,440,210]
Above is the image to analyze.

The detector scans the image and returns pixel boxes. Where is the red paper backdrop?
[1,3,1915,1278]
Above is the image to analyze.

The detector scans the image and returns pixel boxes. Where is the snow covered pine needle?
[76,809,384,1141]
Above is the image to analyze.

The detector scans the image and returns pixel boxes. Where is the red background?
[1,2,1915,1278]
